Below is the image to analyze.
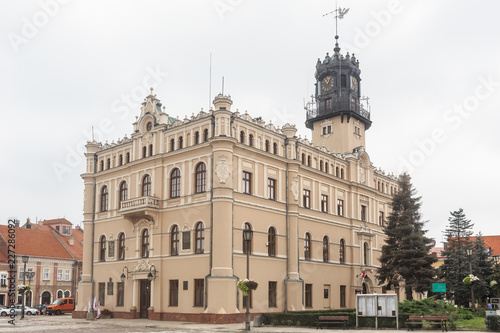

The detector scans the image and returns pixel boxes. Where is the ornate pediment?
[133,259,151,272]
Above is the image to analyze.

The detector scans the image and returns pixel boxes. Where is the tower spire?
[323,2,349,54]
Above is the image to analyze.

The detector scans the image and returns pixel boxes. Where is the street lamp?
[466,249,475,311]
[243,228,253,331]
[21,255,29,319]
[147,265,156,281]
[26,271,35,307]
[120,266,129,282]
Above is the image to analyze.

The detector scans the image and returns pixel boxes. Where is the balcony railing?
[120,196,160,212]
[306,100,370,121]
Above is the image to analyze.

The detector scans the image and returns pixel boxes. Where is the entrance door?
[323,284,331,308]
[41,291,51,305]
[139,280,151,319]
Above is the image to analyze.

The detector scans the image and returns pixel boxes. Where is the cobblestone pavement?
[0,314,486,333]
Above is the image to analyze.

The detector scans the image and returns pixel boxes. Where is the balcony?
[305,99,371,130]
[120,196,160,223]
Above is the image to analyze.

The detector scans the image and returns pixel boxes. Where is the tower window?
[325,98,332,110]
[322,125,332,135]
[341,75,347,87]
[351,97,357,111]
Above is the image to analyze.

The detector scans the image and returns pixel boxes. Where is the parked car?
[45,298,75,315]
[0,305,38,316]
[33,304,44,314]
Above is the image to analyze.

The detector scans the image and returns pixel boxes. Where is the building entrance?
[139,280,151,319]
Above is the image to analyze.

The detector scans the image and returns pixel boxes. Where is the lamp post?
[21,255,29,319]
[26,271,35,307]
[466,249,475,311]
[243,228,253,331]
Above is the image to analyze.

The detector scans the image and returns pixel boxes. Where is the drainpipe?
[90,153,97,319]
[205,130,215,310]
[284,138,290,313]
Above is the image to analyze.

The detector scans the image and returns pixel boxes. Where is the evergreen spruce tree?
[472,234,494,304]
[439,208,474,306]
[377,173,437,301]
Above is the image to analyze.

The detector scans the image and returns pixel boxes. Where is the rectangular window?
[243,290,253,308]
[19,267,24,280]
[57,269,63,281]
[268,178,276,200]
[303,189,310,208]
[305,284,313,308]
[116,282,124,306]
[194,279,204,307]
[99,282,105,306]
[337,199,344,216]
[170,280,179,306]
[379,211,384,226]
[269,281,277,308]
[65,270,70,281]
[361,205,367,221]
[242,171,252,194]
[321,194,328,213]
[43,268,49,280]
[0,274,7,286]
[325,98,332,110]
[340,285,346,307]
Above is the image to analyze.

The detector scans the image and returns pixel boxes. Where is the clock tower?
[305,35,371,154]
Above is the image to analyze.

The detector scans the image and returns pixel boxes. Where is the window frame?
[339,238,345,264]
[268,281,277,308]
[242,171,252,195]
[141,229,149,258]
[118,232,125,260]
[195,222,205,254]
[304,233,311,260]
[323,236,329,262]
[100,186,109,212]
[119,181,128,203]
[268,178,276,200]
[321,194,328,213]
[303,189,311,208]
[171,225,179,256]
[194,279,204,307]
[169,279,179,306]
[305,284,313,308]
[142,174,151,197]
[337,199,344,216]
[268,227,276,257]
[195,163,206,193]
[100,235,106,262]
[170,168,181,198]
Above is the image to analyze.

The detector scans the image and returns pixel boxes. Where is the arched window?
[141,229,149,258]
[336,166,339,177]
[307,156,312,167]
[170,168,181,198]
[325,163,329,173]
[64,290,70,298]
[273,142,277,155]
[364,242,369,265]
[249,134,253,147]
[195,163,206,193]
[268,227,276,257]
[339,239,345,264]
[119,181,128,203]
[341,168,345,179]
[100,186,108,212]
[170,139,175,151]
[265,140,270,152]
[57,290,63,299]
[142,146,147,158]
[341,74,347,87]
[240,131,245,144]
[320,160,324,172]
[100,160,104,171]
[142,174,151,196]
[179,136,183,149]
[107,158,111,169]
[118,232,125,260]
[99,235,106,261]
[304,233,311,260]
[302,153,306,165]
[194,131,200,144]
[171,225,179,256]
[149,144,153,156]
[243,223,252,254]
[323,236,329,262]
[195,222,204,254]
[203,128,209,142]
[126,152,130,163]
[119,154,123,166]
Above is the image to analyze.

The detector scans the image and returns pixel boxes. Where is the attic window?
[146,122,152,131]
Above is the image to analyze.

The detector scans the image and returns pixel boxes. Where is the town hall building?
[74,35,398,323]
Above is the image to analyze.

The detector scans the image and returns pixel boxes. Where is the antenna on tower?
[209,53,212,110]
[222,76,225,95]
[323,1,349,49]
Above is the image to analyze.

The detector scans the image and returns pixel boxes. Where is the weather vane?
[323,1,350,37]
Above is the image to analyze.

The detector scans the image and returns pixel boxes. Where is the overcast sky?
[1,0,499,244]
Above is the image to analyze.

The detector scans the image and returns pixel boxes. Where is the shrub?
[486,315,500,331]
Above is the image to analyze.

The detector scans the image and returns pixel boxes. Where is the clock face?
[321,75,335,93]
[351,76,358,92]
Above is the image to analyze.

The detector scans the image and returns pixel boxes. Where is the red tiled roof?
[35,224,84,261]
[470,235,500,256]
[429,246,445,259]
[0,225,73,260]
